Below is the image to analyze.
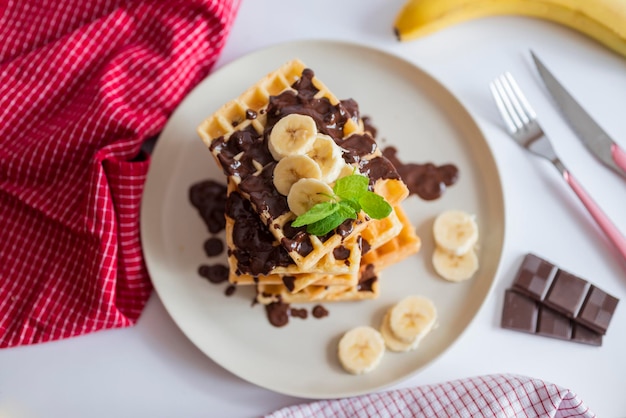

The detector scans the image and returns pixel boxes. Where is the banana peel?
[394,0,626,58]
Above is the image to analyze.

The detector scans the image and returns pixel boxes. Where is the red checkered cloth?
[0,0,240,348]
[265,374,595,418]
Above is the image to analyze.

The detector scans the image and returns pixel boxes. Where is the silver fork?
[490,72,626,261]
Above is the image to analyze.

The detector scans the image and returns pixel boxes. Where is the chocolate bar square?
[537,305,572,340]
[543,270,588,318]
[578,285,620,334]
[501,289,538,333]
[512,253,557,299]
[572,323,603,346]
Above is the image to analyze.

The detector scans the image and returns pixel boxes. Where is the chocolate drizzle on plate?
[382,146,458,201]
[189,180,227,233]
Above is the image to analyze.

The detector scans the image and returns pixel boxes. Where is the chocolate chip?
[312,305,329,318]
[290,308,308,319]
[265,301,289,327]
[198,264,229,284]
[204,237,224,257]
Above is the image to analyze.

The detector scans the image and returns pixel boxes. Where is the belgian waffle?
[362,204,421,270]
[254,205,420,305]
[225,178,404,293]
[224,181,363,291]
[197,59,409,271]
[256,263,380,305]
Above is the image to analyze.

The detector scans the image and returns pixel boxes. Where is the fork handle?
[612,143,626,175]
[563,170,626,261]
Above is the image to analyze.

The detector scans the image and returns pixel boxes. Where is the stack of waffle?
[197,59,421,305]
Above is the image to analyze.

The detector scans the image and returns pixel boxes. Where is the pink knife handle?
[563,170,626,261]
[612,143,626,174]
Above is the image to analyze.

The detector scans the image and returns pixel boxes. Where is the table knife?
[531,51,626,179]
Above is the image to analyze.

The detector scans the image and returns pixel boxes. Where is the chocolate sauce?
[333,246,350,260]
[338,133,378,164]
[281,232,314,258]
[265,301,290,327]
[335,219,355,239]
[282,220,306,238]
[358,156,401,187]
[282,276,296,292]
[266,69,356,141]
[245,109,257,120]
[204,237,224,257]
[357,236,371,255]
[226,191,294,276]
[358,264,377,292]
[224,285,236,296]
[312,305,329,318]
[290,308,308,319]
[210,125,274,179]
[238,163,289,220]
[198,264,229,284]
[189,180,227,233]
[362,116,377,138]
[382,146,458,201]
[340,98,361,126]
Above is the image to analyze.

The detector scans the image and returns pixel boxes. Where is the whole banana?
[394,0,626,58]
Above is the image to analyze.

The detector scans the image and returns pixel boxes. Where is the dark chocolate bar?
[511,253,618,335]
[501,289,602,346]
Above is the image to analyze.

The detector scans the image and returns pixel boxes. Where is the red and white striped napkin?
[0,0,240,348]
[265,374,595,418]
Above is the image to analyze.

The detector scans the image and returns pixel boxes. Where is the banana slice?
[306,134,344,182]
[388,295,437,344]
[380,311,420,352]
[268,113,318,160]
[287,178,334,216]
[432,210,478,256]
[337,326,385,374]
[273,155,323,196]
[432,246,479,282]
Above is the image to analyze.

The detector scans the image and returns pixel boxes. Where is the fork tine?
[500,73,532,126]
[489,81,518,134]
[504,72,537,120]
[492,76,523,132]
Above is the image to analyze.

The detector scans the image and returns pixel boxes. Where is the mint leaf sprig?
[291,174,392,236]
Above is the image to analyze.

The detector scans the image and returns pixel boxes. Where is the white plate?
[141,40,505,399]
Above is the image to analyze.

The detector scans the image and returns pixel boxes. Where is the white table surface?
[1,1,625,417]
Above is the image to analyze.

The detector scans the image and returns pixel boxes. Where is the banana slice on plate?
[432,210,478,256]
[268,113,318,160]
[273,154,323,195]
[306,134,344,183]
[380,311,420,352]
[432,246,479,282]
[287,178,334,216]
[388,295,437,345]
[337,326,386,374]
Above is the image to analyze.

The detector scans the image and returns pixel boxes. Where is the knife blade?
[530,51,626,179]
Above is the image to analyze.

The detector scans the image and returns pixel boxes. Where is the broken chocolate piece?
[511,253,618,335]
[501,290,602,346]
